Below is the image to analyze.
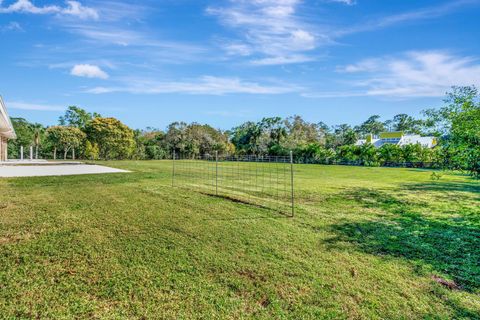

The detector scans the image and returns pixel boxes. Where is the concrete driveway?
[0,162,129,177]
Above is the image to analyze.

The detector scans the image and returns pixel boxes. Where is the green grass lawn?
[1,161,479,319]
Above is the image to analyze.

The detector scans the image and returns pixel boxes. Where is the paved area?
[0,164,129,177]
[1,160,82,166]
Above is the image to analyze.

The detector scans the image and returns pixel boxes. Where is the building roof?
[0,96,16,139]
[355,132,437,148]
[398,135,437,148]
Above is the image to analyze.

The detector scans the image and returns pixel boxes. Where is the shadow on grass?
[204,215,290,221]
[200,192,293,220]
[402,181,480,194]
[443,300,480,320]
[328,188,480,293]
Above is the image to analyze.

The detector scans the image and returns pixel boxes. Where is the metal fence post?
[290,150,294,217]
[215,151,218,196]
[172,150,176,187]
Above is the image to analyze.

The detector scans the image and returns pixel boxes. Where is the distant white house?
[355,131,437,149]
[0,96,16,161]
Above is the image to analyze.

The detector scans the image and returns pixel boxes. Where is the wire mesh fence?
[172,152,295,217]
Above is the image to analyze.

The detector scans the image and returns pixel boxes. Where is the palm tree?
[32,124,43,160]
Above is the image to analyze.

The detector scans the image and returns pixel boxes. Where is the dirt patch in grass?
[237,269,268,284]
[432,275,461,290]
[0,231,40,245]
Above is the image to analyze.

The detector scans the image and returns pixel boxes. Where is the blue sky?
[1,0,480,130]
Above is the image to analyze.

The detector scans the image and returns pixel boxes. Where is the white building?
[355,132,437,149]
[0,96,16,161]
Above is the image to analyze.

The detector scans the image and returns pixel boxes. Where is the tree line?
[7,86,480,178]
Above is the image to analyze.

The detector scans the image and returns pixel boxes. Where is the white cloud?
[251,55,314,66]
[8,101,65,111]
[336,1,477,37]
[85,76,301,95]
[67,25,139,46]
[91,1,147,22]
[334,51,480,98]
[207,0,321,65]
[0,0,58,14]
[50,59,116,70]
[301,91,366,98]
[1,21,23,31]
[329,0,356,5]
[62,1,98,19]
[290,30,316,50]
[209,0,475,68]
[71,64,109,79]
[0,0,98,19]
[337,58,380,73]
[64,25,209,63]
[207,0,476,67]
[222,42,253,56]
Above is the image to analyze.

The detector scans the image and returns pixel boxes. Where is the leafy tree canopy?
[355,115,385,137]
[59,106,101,128]
[437,86,480,177]
[85,117,135,160]
[46,126,86,159]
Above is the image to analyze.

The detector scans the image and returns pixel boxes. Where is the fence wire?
[172,152,294,217]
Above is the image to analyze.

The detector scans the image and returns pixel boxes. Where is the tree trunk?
[54,147,57,160]
[35,145,38,160]
[72,148,75,160]
[64,149,68,160]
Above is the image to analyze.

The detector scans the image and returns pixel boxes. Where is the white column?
[1,138,7,162]
[30,146,33,160]
[2,137,7,161]
[21,146,24,160]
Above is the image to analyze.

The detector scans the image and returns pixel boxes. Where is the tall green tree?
[230,121,263,155]
[391,114,423,134]
[259,117,287,154]
[186,123,230,156]
[283,116,324,153]
[46,126,86,160]
[326,124,354,148]
[140,129,168,160]
[355,115,385,136]
[164,122,189,156]
[85,118,135,160]
[442,87,480,177]
[32,123,44,159]
[7,118,45,159]
[59,106,100,129]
